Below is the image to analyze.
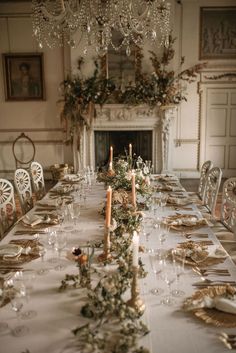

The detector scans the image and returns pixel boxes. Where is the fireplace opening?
[94,130,152,168]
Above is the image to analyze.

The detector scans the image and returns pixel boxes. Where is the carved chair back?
[220,177,236,232]
[30,161,46,200]
[14,168,34,215]
[0,179,17,239]
[202,167,222,217]
[198,160,213,200]
[12,132,36,169]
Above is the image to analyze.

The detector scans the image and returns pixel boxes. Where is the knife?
[193,281,236,287]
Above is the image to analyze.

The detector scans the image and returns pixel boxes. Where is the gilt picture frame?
[2,53,45,101]
[200,7,236,60]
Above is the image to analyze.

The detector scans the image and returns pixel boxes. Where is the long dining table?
[0,175,236,353]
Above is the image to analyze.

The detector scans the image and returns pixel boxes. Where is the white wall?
[0,0,235,179]
[172,0,236,178]
[0,2,67,180]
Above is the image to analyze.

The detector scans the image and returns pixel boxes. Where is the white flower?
[143,166,149,175]
[125,170,132,181]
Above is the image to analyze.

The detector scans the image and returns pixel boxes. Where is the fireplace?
[79,104,176,173]
[94,130,152,168]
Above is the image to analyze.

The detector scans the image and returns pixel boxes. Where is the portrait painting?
[200,7,236,60]
[2,53,45,101]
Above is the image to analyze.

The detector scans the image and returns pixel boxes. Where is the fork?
[218,336,236,350]
[192,267,230,276]
[219,332,236,341]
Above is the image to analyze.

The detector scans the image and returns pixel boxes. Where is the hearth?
[94,130,152,168]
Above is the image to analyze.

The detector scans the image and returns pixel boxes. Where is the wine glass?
[14,270,37,320]
[46,229,58,263]
[71,202,81,227]
[142,220,153,253]
[54,231,68,271]
[171,248,186,297]
[0,279,11,333]
[160,263,176,306]
[9,281,29,336]
[149,249,165,296]
[156,221,170,246]
[37,244,49,275]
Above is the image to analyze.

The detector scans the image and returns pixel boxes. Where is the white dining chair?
[30,161,46,200]
[188,160,213,201]
[201,166,222,218]
[0,178,17,239]
[14,168,34,215]
[210,178,236,264]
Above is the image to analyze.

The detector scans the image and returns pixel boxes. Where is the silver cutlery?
[193,278,236,287]
[192,267,230,277]
[184,233,209,239]
[219,332,236,341]
[218,334,236,350]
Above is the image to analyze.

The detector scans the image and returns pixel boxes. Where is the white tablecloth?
[0,182,236,353]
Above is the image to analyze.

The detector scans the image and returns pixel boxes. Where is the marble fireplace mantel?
[80,104,177,173]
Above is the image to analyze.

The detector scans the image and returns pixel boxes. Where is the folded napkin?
[23,215,45,227]
[165,214,208,228]
[167,196,192,206]
[0,244,23,258]
[186,294,236,315]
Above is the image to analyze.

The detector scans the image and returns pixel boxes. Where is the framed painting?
[2,53,45,101]
[200,7,236,60]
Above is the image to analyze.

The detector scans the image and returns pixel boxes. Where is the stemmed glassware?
[54,231,67,271]
[149,249,165,296]
[14,270,37,320]
[171,248,186,297]
[71,202,81,227]
[154,220,169,246]
[160,263,176,306]
[7,279,29,336]
[37,244,49,275]
[141,219,153,253]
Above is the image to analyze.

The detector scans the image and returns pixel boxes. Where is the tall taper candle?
[132,231,139,267]
[129,143,132,157]
[110,146,113,167]
[105,186,112,228]
[131,171,136,208]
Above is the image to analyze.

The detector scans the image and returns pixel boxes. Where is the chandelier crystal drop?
[32,0,171,55]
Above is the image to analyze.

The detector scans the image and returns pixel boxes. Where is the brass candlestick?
[127,266,145,315]
[98,226,112,262]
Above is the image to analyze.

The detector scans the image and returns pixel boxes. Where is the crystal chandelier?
[32,0,171,56]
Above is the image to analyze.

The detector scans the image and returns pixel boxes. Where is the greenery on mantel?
[59,35,207,134]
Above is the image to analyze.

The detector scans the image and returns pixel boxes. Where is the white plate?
[0,244,22,258]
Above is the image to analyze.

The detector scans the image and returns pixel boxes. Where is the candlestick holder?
[98,226,112,262]
[127,266,145,315]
